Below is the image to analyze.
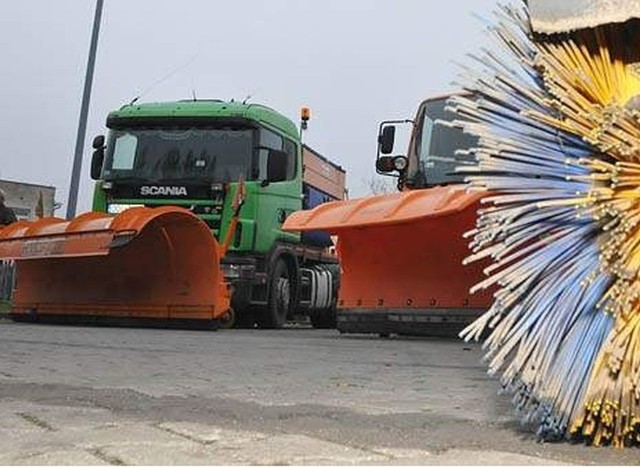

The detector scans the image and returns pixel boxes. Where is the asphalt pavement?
[0,321,635,465]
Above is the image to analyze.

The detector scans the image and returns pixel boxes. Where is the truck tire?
[234,308,256,329]
[309,307,336,329]
[309,263,339,329]
[231,282,255,328]
[257,258,291,329]
[219,308,235,329]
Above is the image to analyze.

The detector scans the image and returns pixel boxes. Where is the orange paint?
[284,186,493,327]
[0,207,229,324]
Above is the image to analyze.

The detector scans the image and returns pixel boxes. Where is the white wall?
[0,179,57,219]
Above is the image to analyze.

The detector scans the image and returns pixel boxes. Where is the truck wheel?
[309,307,336,329]
[309,264,338,329]
[234,308,256,329]
[219,308,235,329]
[258,258,291,329]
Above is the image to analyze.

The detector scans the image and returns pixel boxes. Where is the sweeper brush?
[453,0,640,446]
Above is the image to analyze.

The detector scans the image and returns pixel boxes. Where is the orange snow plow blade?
[0,207,229,328]
[283,186,493,336]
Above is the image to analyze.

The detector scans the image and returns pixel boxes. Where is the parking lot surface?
[0,322,635,465]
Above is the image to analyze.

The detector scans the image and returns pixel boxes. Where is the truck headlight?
[221,263,256,281]
[393,156,408,171]
[107,203,144,214]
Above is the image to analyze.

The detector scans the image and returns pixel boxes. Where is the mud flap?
[283,186,493,336]
[0,207,230,325]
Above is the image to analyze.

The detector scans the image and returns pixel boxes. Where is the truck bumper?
[336,307,486,337]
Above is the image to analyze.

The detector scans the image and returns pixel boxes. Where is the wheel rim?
[275,275,290,313]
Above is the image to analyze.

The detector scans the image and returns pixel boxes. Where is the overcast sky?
[0,0,499,212]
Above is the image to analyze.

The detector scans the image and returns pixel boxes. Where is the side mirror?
[90,149,104,180]
[376,156,395,173]
[91,135,106,180]
[266,149,288,184]
[378,125,396,155]
[92,134,105,149]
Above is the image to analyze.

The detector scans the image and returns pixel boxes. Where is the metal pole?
[66,0,104,220]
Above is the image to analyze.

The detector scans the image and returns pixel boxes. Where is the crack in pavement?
[17,412,55,431]
[154,423,217,446]
[88,447,127,466]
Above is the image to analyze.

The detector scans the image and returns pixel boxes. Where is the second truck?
[283,94,494,336]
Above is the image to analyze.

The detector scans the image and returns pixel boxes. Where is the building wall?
[0,179,57,219]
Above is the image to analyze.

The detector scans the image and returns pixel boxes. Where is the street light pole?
[66,0,104,220]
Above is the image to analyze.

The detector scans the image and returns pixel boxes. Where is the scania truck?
[87,99,345,329]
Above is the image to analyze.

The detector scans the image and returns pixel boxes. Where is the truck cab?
[283,94,493,337]
[376,95,478,190]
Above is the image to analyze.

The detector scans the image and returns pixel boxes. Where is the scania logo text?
[140,186,188,196]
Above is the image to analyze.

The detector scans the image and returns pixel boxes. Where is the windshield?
[102,128,254,182]
[408,97,478,188]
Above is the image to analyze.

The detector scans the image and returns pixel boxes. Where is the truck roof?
[108,99,300,141]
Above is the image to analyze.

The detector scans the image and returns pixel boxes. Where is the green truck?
[89,99,345,329]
